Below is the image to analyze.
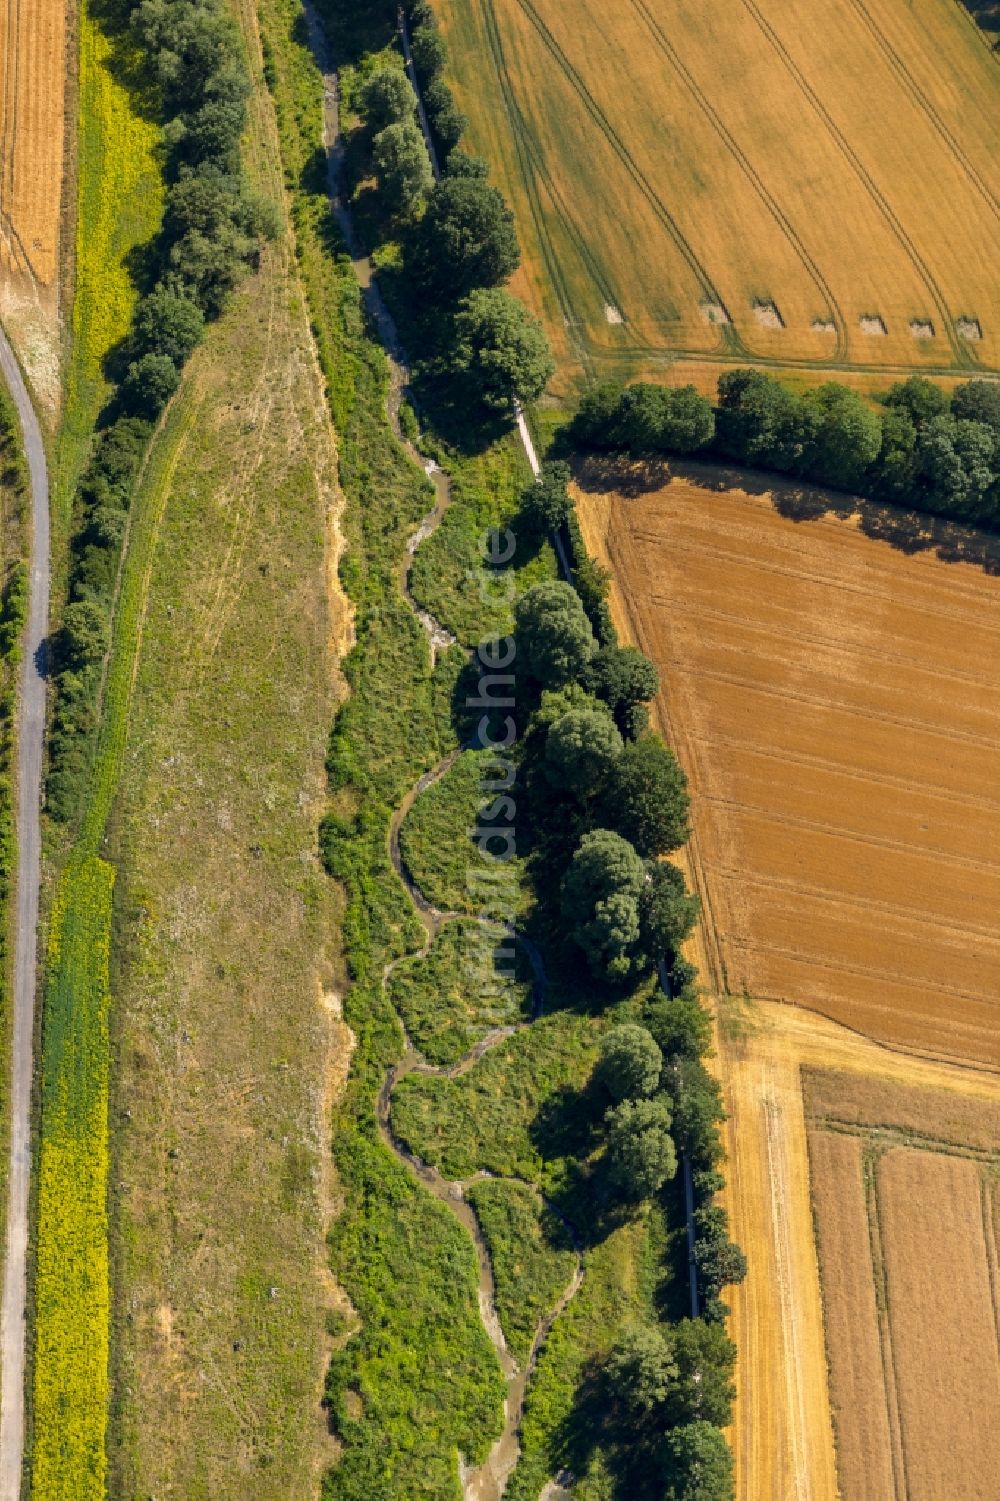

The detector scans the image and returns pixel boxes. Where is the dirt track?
[0,0,65,413]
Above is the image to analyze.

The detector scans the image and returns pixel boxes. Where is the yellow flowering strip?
[32,855,114,1498]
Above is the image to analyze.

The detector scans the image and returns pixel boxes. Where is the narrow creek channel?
[299,5,585,1494]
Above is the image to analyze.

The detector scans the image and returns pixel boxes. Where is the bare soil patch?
[859,314,887,335]
[753,300,784,330]
[957,316,983,340]
[0,0,65,414]
[909,318,934,338]
[575,462,1000,1067]
[700,300,731,325]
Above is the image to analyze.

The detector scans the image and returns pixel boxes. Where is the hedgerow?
[573,369,1000,531]
[49,0,276,825]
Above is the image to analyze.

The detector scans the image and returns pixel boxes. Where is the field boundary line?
[628,0,849,361]
[739,0,970,368]
[981,1176,1000,1353]
[810,1117,999,1164]
[864,1150,910,1501]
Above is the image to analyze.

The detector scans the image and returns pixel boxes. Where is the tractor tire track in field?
[0,325,49,1500]
[738,0,971,367]
[861,1151,910,1501]
[726,931,999,1012]
[687,727,1000,819]
[639,528,1000,636]
[510,0,749,358]
[628,0,850,363]
[846,0,999,219]
[301,5,587,1494]
[699,792,1000,881]
[480,0,614,374]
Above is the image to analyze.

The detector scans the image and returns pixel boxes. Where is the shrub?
[515,580,597,688]
[131,282,205,366]
[520,460,573,534]
[372,120,434,217]
[451,288,555,411]
[560,828,645,981]
[601,735,690,856]
[409,177,520,302]
[120,352,180,417]
[597,1024,663,1101]
[361,66,416,131]
[544,700,622,796]
[605,1095,677,1199]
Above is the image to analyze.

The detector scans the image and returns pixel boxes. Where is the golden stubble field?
[436,0,1000,393]
[0,0,66,413]
[805,1070,1000,1501]
[576,459,1000,1067]
[576,462,1000,1499]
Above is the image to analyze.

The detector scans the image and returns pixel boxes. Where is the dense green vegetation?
[388,919,533,1064]
[332,0,553,435]
[574,370,1000,530]
[464,1179,578,1362]
[258,0,744,1494]
[398,748,531,915]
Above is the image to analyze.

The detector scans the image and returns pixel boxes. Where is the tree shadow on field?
[574,452,1000,576]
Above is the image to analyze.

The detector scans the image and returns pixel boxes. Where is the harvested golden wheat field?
[805,1073,1000,1501]
[0,0,66,411]
[435,0,1000,391]
[711,1000,999,1501]
[576,459,1000,1067]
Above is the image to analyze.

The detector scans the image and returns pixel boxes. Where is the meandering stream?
[300,4,585,1493]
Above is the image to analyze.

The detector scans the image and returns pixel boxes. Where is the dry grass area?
[0,0,66,413]
[806,1081,1000,1501]
[107,13,354,1493]
[711,998,999,1501]
[435,0,1000,393]
[575,459,1000,1067]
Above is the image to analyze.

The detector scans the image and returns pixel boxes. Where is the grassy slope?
[107,235,346,1497]
[103,6,353,1493]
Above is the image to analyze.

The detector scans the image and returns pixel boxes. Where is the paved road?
[0,329,50,1501]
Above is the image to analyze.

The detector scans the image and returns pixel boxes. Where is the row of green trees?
[49,0,275,820]
[352,4,554,420]
[502,462,744,1498]
[573,370,1000,529]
